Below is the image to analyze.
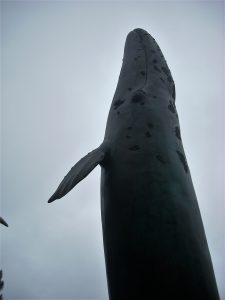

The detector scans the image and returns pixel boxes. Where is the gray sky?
[1,1,224,299]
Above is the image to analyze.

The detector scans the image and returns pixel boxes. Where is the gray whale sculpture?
[49,28,220,300]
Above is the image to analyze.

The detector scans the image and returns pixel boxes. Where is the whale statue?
[48,28,220,300]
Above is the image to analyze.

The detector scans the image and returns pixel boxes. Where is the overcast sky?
[1,1,224,299]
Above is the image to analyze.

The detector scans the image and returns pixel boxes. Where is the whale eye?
[131,90,146,103]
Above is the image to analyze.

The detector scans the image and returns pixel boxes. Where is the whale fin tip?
[48,146,106,203]
[0,217,8,227]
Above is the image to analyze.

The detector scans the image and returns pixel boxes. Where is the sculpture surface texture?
[49,28,220,300]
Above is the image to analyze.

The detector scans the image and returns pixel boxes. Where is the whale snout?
[126,28,153,43]
[123,28,157,61]
[120,28,175,100]
[133,28,150,36]
[126,28,150,37]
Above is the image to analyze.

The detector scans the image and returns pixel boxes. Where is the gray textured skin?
[49,29,220,300]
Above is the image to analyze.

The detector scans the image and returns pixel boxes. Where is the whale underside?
[49,29,220,300]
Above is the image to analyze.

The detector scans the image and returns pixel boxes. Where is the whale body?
[49,28,220,300]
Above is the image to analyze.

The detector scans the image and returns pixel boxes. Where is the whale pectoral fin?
[0,217,8,227]
[48,147,105,203]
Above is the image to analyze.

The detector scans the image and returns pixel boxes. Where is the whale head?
[113,28,175,103]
